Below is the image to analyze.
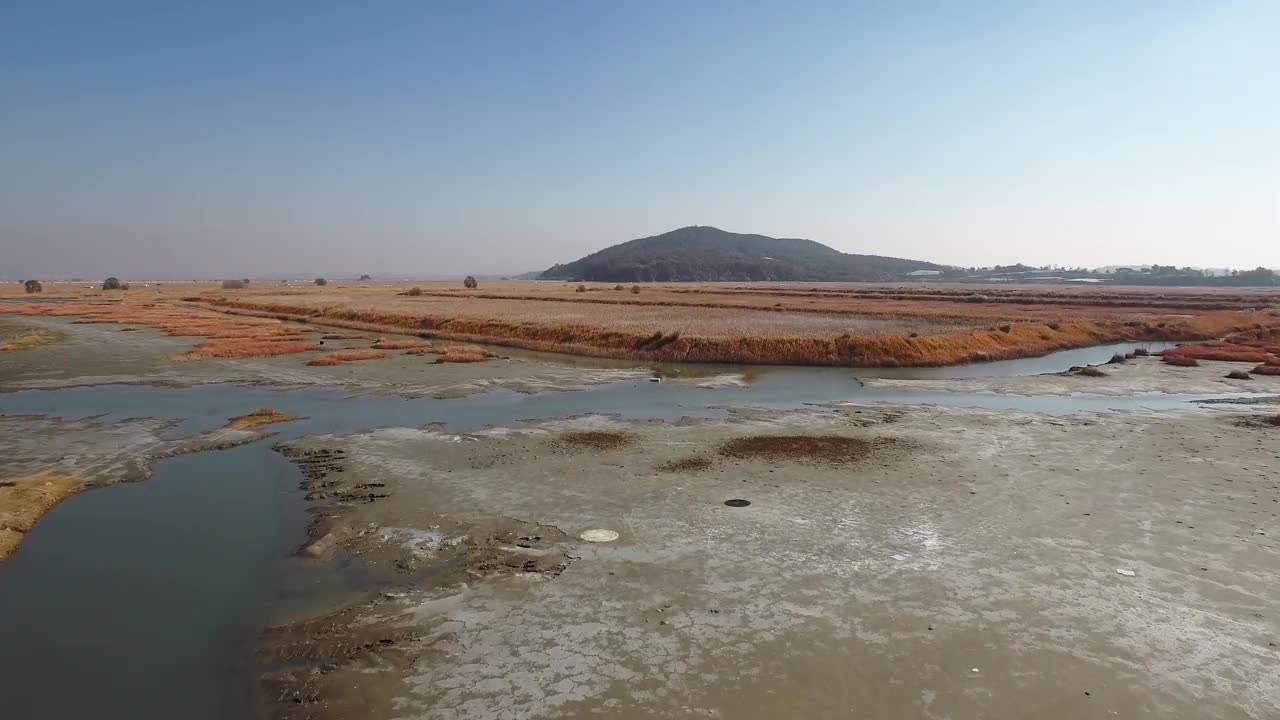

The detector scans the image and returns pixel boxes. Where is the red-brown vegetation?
[7,281,1279,368]
[433,345,496,363]
[193,292,1275,368]
[180,339,321,360]
[1162,355,1200,367]
[1160,342,1273,363]
[1251,364,1280,376]
[0,298,321,360]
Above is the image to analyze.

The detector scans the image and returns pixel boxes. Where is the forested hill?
[539,226,945,282]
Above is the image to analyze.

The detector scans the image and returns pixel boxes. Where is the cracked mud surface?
[250,405,1280,720]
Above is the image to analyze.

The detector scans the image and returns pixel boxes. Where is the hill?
[540,226,945,282]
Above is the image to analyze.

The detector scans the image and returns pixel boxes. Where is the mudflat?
[1,303,1278,720]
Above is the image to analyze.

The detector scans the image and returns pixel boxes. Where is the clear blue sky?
[3,1,1277,278]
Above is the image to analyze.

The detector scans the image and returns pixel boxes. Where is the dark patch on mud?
[1235,414,1280,429]
[257,601,418,720]
[1199,395,1280,406]
[553,430,635,451]
[273,445,393,561]
[656,456,713,473]
[724,498,751,507]
[262,440,578,720]
[718,434,901,465]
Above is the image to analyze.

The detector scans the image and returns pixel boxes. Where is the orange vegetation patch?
[1251,364,1280,376]
[1160,342,1273,364]
[306,349,387,366]
[0,298,321,360]
[1,470,81,562]
[224,408,305,430]
[1162,355,1200,367]
[370,337,431,350]
[190,288,1277,367]
[433,344,497,363]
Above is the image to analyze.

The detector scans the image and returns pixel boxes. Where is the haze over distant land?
[2,3,1277,277]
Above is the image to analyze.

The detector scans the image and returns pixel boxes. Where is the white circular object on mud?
[579,529,619,543]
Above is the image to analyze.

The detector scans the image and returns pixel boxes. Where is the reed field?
[3,280,1278,367]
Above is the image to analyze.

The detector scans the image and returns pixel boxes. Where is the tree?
[630,284,641,294]
[314,278,328,286]
[359,274,372,281]
[24,279,42,293]
[464,276,478,289]
[102,277,122,290]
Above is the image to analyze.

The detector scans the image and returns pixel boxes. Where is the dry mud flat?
[263,405,1279,720]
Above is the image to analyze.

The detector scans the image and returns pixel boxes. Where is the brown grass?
[0,298,320,360]
[1162,355,1201,367]
[718,435,897,465]
[553,431,635,451]
[1251,364,1280,376]
[7,280,1279,368]
[306,349,387,366]
[656,457,714,472]
[183,280,1277,367]
[1160,342,1273,363]
[224,408,305,430]
[0,327,65,352]
[434,344,497,363]
[179,339,321,360]
[1,470,81,562]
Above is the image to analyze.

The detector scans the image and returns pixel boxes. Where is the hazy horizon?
[4,2,1277,278]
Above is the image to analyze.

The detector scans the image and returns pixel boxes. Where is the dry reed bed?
[0,300,321,359]
[306,349,387,366]
[191,294,1274,367]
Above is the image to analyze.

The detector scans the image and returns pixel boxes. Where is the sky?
[2,1,1277,278]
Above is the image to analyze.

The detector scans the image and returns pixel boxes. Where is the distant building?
[907,270,943,277]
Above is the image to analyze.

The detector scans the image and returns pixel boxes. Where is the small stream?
[0,340,1248,719]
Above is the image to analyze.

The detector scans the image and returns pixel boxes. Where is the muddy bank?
[0,315,653,398]
[0,318,65,352]
[0,471,80,560]
[0,412,298,562]
[261,436,580,719]
[863,352,1279,397]
[250,404,1280,719]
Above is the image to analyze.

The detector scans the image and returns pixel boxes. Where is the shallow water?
[0,340,1240,719]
